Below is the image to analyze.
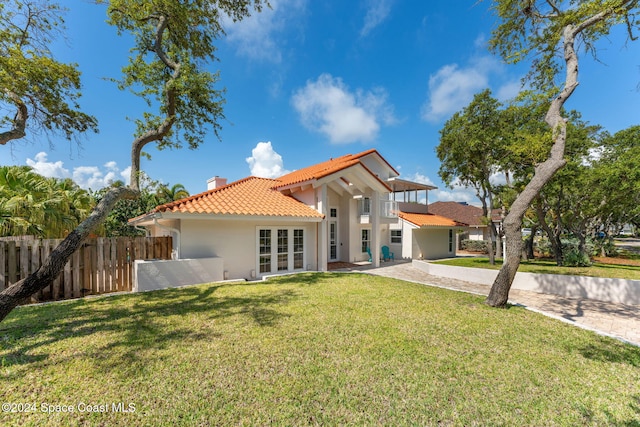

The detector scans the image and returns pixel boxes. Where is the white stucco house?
[129,149,465,281]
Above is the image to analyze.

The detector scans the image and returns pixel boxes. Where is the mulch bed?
[327,262,361,270]
[593,256,640,267]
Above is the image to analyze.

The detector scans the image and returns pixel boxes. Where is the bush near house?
[461,239,490,253]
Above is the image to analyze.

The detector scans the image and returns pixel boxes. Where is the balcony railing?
[357,198,398,223]
[381,200,398,218]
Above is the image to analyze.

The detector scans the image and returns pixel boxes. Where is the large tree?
[590,126,640,236]
[0,1,98,145]
[485,0,640,307]
[437,89,509,264]
[0,0,267,322]
[532,116,603,265]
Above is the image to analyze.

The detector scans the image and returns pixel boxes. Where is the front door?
[329,208,338,261]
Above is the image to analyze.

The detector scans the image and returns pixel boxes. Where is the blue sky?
[3,0,639,204]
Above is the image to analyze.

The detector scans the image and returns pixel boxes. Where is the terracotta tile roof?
[427,201,487,226]
[274,149,393,189]
[150,177,324,219]
[399,211,466,227]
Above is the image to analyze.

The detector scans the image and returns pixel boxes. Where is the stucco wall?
[413,260,640,305]
[134,257,224,292]
[179,219,317,280]
[413,228,455,260]
[388,220,415,259]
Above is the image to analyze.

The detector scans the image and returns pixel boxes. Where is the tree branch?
[0,90,28,145]
[128,12,179,192]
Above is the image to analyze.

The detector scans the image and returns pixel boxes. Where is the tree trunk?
[0,187,137,322]
[486,22,586,307]
[524,225,537,260]
[495,223,503,259]
[535,199,563,265]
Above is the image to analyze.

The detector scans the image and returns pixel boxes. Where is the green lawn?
[434,257,640,280]
[1,273,639,426]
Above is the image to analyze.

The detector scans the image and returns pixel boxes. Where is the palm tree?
[0,166,94,237]
[156,183,190,204]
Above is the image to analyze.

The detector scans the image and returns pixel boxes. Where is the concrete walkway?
[338,261,640,347]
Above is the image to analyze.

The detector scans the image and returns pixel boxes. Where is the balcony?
[357,198,398,224]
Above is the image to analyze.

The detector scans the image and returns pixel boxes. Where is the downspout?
[134,225,150,237]
[154,218,181,259]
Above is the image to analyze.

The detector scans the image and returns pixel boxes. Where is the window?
[259,229,271,273]
[294,229,304,269]
[391,230,402,244]
[330,208,337,218]
[277,229,288,271]
[448,229,454,253]
[258,227,305,275]
[361,197,371,215]
[361,229,371,253]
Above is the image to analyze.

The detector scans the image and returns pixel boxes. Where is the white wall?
[178,219,317,280]
[359,154,396,180]
[388,220,409,259]
[468,227,487,241]
[134,258,224,292]
[413,260,640,305]
[413,228,455,260]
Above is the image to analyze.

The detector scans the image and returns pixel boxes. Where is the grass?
[1,273,639,426]
[434,256,640,280]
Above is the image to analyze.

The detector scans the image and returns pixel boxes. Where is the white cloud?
[223,0,306,62]
[292,73,396,144]
[25,152,130,190]
[246,141,291,178]
[495,80,522,102]
[26,152,70,179]
[421,63,489,123]
[421,55,522,123]
[360,0,393,37]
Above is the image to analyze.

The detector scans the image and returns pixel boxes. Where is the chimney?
[207,176,227,190]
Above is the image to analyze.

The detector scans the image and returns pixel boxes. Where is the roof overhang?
[129,211,324,227]
[387,177,437,192]
[398,211,467,229]
[279,162,391,196]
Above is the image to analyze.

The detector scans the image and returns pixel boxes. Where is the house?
[129,149,464,281]
[427,201,502,248]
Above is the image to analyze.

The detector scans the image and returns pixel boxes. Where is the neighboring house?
[129,149,464,281]
[428,201,502,248]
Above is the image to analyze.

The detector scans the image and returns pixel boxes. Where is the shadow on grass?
[261,272,331,286]
[567,335,640,368]
[0,280,300,376]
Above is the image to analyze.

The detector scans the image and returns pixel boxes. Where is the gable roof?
[136,176,323,220]
[398,211,466,228]
[130,149,404,224]
[427,201,487,226]
[274,149,396,191]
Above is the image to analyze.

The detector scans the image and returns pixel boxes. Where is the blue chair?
[366,247,372,262]
[381,245,394,261]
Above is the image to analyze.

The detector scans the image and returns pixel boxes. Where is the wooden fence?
[0,236,173,303]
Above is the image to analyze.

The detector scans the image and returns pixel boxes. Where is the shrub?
[461,239,490,253]
[561,238,592,267]
[591,237,618,257]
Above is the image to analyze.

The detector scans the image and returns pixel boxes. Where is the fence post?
[72,250,81,298]
[0,242,5,291]
[7,241,17,285]
[52,239,62,300]
[97,237,105,294]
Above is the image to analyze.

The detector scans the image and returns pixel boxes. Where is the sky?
[3,0,640,205]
